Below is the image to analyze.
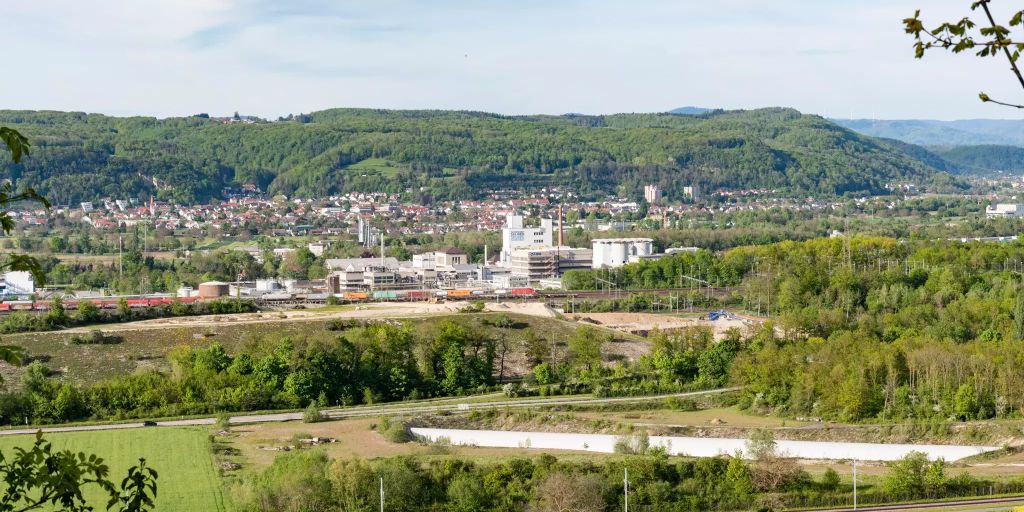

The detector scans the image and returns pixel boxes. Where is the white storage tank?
[255,279,280,292]
[591,238,655,269]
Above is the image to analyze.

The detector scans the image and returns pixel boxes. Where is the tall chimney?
[380,234,385,266]
[483,244,488,266]
[557,206,564,247]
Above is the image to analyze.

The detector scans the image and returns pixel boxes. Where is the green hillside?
[0,108,954,204]
[933,144,1024,173]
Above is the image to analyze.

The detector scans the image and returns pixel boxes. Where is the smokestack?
[483,244,488,266]
[557,206,564,247]
[380,234,385,266]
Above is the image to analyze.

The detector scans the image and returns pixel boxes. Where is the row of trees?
[0,298,255,334]
[0,320,497,425]
[0,313,744,425]
[235,443,1012,512]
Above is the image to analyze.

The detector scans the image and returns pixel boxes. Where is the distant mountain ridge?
[834,118,1024,147]
[668,106,714,115]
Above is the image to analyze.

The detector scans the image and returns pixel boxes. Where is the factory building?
[509,247,592,282]
[986,204,1024,219]
[499,214,553,265]
[0,271,35,296]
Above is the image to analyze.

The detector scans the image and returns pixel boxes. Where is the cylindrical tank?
[639,240,653,256]
[612,242,628,266]
[197,281,229,299]
[255,279,280,292]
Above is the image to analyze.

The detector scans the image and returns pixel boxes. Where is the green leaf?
[0,127,30,164]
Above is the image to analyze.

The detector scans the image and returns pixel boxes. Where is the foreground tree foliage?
[0,124,48,285]
[905,1,1024,108]
[0,432,156,512]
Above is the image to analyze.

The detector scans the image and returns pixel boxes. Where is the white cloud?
[0,0,1020,119]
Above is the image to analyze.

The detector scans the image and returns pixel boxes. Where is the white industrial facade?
[986,204,1024,218]
[509,247,593,282]
[591,238,654,268]
[0,271,35,296]
[499,214,553,265]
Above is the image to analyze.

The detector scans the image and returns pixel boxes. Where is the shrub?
[613,431,650,454]
[460,300,485,313]
[503,382,524,398]
[382,420,410,443]
[302,401,325,423]
[215,412,232,431]
[820,467,841,491]
[70,330,121,345]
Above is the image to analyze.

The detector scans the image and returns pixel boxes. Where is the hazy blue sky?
[2,0,1021,119]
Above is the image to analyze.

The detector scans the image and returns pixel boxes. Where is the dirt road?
[0,387,740,436]
[566,312,750,339]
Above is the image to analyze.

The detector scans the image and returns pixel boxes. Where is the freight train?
[0,288,538,311]
[262,287,537,304]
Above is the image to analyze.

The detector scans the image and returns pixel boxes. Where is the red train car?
[511,287,535,297]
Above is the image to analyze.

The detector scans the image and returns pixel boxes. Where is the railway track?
[795,495,1024,512]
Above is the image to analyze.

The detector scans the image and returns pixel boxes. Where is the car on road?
[142,420,157,427]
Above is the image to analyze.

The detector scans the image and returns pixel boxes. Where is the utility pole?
[853,460,858,510]
[118,235,123,280]
[380,477,384,512]
[624,467,629,512]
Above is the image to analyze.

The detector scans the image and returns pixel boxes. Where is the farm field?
[0,427,226,512]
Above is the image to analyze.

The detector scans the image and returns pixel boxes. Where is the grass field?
[575,406,811,428]
[0,427,227,512]
[229,417,632,471]
[344,157,403,176]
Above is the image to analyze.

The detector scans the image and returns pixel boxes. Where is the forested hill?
[932,145,1024,173]
[0,107,956,205]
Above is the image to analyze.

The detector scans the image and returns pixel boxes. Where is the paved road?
[0,387,742,436]
[797,496,1024,511]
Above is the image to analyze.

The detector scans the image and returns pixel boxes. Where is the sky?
[2,0,1022,120]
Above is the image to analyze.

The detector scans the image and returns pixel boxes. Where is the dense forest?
[932,144,1024,173]
[0,108,958,204]
[567,236,1024,422]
